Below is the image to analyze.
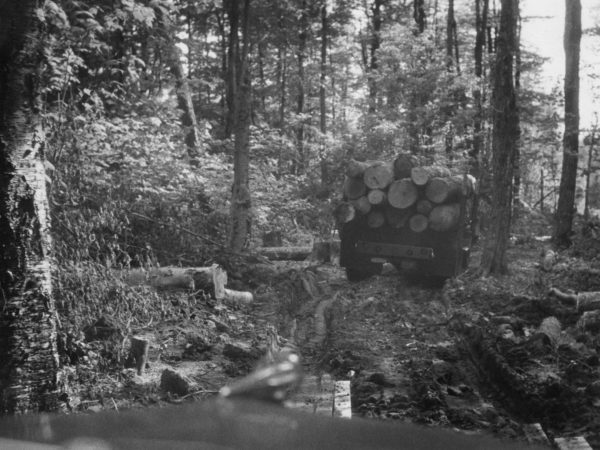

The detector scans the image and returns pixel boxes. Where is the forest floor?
[60,212,600,449]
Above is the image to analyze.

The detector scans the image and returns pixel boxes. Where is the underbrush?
[48,99,338,370]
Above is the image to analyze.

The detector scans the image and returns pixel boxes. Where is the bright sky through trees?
[522,0,600,128]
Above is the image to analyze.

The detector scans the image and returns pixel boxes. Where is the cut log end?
[363,162,394,190]
[408,214,428,233]
[334,202,356,224]
[388,178,418,209]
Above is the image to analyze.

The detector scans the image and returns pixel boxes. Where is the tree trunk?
[0,1,59,414]
[470,0,489,242]
[584,132,596,219]
[446,0,457,72]
[480,0,519,275]
[223,4,238,139]
[554,0,582,247]
[368,0,383,112]
[413,0,426,33]
[228,0,253,252]
[319,2,329,190]
[169,45,202,161]
[295,1,308,174]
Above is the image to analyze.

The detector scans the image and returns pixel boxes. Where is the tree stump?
[130,336,150,375]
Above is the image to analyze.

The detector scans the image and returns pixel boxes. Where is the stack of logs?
[335,154,476,233]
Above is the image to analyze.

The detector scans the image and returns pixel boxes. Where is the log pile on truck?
[335,154,476,281]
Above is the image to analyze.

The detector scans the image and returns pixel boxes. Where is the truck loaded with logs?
[335,154,476,281]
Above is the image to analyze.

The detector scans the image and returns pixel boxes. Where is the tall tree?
[0,1,59,413]
[319,1,329,189]
[413,0,426,33]
[470,0,489,241]
[227,0,253,252]
[480,0,519,274]
[445,0,459,73]
[295,0,309,174]
[368,0,384,113]
[554,0,582,247]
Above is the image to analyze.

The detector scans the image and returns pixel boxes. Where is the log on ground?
[387,178,418,209]
[257,246,313,261]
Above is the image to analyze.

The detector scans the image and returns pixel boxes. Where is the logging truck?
[336,156,475,281]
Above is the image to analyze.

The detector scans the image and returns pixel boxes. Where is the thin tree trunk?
[228,0,252,252]
[480,0,519,275]
[319,2,329,189]
[414,0,426,33]
[470,0,488,242]
[224,5,238,139]
[512,0,522,213]
[295,1,308,174]
[555,0,582,247]
[0,1,59,414]
[368,0,383,113]
[584,132,596,219]
[170,46,202,161]
[446,0,456,71]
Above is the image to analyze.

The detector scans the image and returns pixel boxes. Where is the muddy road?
[250,247,600,449]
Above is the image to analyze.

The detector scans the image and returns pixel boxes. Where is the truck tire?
[345,263,383,282]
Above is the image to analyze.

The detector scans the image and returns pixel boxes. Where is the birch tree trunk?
[0,1,59,413]
[480,0,519,275]
[554,0,582,247]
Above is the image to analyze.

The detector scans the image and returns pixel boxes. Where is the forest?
[1,0,600,448]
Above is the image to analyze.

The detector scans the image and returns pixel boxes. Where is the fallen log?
[385,206,411,229]
[425,175,472,204]
[429,203,461,231]
[387,178,418,209]
[257,246,314,261]
[343,176,367,200]
[350,196,371,215]
[367,209,386,228]
[411,165,452,186]
[367,189,387,206]
[549,287,600,312]
[577,310,600,332]
[334,202,356,224]
[121,265,252,305]
[393,153,419,179]
[408,214,428,233]
[363,162,394,190]
[256,240,340,264]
